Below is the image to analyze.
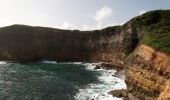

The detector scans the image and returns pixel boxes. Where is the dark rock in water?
[112,74,117,77]
[94,64,102,69]
[94,63,124,71]
[109,89,138,100]
[100,63,115,70]
[109,89,126,97]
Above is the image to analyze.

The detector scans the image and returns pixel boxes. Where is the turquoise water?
[0,63,100,100]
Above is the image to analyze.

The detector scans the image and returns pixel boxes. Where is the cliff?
[0,21,141,63]
[125,44,170,100]
[124,10,170,100]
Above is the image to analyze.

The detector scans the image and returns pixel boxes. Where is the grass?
[142,23,170,53]
[143,32,170,53]
[131,10,170,53]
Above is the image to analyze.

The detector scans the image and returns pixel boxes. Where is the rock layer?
[125,44,170,99]
[158,81,170,100]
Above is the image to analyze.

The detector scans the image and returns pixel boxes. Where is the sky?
[0,0,170,30]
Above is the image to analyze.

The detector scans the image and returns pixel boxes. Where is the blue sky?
[0,0,170,30]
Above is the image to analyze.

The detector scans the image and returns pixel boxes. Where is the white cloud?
[82,24,92,30]
[94,6,113,22]
[54,6,114,31]
[139,10,147,15]
[0,18,13,27]
[83,6,114,30]
[82,24,97,30]
[82,22,104,30]
[54,22,77,30]
[82,22,109,31]
[96,22,102,29]
[82,22,125,31]
[43,13,48,18]
[62,22,76,29]
[111,22,125,26]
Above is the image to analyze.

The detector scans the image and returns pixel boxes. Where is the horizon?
[0,0,170,30]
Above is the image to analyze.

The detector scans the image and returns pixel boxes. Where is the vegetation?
[132,10,170,53]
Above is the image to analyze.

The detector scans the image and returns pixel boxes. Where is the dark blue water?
[0,63,100,100]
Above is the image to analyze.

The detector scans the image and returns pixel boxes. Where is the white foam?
[82,63,100,70]
[59,62,83,65]
[0,61,7,65]
[39,60,57,64]
[74,63,126,100]
[39,60,84,65]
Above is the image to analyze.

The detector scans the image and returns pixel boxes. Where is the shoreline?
[74,62,126,100]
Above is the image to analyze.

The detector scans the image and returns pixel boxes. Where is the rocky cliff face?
[158,81,170,100]
[125,44,170,100]
[0,23,141,63]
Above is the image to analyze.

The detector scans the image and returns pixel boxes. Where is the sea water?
[0,61,126,100]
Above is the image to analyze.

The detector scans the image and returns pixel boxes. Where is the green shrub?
[132,10,170,53]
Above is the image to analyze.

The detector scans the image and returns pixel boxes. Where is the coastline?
[74,62,126,100]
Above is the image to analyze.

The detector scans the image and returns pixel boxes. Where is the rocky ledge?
[94,62,124,71]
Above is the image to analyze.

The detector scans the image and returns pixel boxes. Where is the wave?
[36,61,126,99]
[0,61,7,65]
[38,60,57,64]
[39,60,84,65]
[74,63,126,100]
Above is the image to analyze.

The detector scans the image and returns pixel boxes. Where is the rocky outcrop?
[125,44,170,99]
[109,89,137,100]
[94,63,124,70]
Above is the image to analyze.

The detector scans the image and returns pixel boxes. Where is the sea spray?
[74,63,126,100]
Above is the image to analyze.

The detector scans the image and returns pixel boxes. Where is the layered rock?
[125,44,170,99]
[158,81,170,100]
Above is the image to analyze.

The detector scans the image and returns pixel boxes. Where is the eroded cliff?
[125,44,170,100]
[0,22,141,63]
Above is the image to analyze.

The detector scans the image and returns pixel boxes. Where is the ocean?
[0,61,126,100]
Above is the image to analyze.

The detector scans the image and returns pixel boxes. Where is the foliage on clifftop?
[132,10,170,53]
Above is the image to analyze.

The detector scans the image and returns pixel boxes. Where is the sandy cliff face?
[158,81,170,100]
[125,44,170,100]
